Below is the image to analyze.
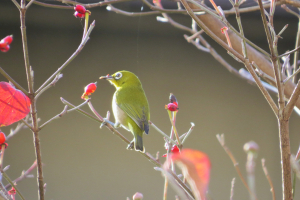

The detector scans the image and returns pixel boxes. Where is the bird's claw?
[114,121,121,129]
[126,141,134,150]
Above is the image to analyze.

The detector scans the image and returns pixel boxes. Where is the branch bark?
[187,2,300,111]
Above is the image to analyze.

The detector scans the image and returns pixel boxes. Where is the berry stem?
[83,11,90,40]
[0,144,5,170]
[167,110,181,146]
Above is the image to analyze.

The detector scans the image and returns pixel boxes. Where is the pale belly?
[112,93,129,130]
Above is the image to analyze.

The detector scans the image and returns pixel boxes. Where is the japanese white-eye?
[100,71,150,152]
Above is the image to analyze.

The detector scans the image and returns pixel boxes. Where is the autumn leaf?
[164,149,211,200]
[0,82,30,127]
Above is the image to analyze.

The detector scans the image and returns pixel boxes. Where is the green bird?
[100,71,150,152]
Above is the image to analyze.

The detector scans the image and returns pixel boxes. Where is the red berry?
[81,83,97,99]
[171,145,180,153]
[162,144,180,157]
[8,187,16,195]
[2,35,13,45]
[74,5,86,14]
[166,103,178,111]
[0,45,10,52]
[0,42,7,49]
[0,132,6,144]
[74,11,85,18]
[84,83,97,95]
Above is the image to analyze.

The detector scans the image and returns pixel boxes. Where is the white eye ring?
[115,72,122,80]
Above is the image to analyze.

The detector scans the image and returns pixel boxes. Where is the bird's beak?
[100,74,113,80]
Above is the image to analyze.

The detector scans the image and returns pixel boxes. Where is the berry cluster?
[74,5,88,18]
[0,35,13,52]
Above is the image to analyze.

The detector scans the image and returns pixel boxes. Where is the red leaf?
[164,149,211,200]
[0,82,31,127]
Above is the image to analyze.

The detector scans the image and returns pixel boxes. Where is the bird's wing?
[116,87,149,134]
[118,103,149,134]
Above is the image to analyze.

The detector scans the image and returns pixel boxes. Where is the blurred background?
[0,0,300,199]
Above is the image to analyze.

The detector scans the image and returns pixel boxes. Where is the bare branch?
[5,161,37,189]
[36,21,95,94]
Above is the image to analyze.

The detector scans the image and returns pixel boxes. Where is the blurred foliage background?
[0,0,300,199]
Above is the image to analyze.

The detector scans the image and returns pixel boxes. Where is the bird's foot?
[126,141,134,150]
[114,121,121,129]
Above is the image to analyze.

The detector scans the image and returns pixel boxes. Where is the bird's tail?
[135,135,145,152]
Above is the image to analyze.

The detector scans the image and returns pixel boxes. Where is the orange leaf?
[164,149,211,200]
[0,82,30,127]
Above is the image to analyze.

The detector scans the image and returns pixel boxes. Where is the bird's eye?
[114,72,122,80]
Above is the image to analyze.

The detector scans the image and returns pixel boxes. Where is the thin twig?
[278,46,300,58]
[258,0,284,110]
[60,0,132,8]
[25,0,36,9]
[285,80,300,117]
[5,161,37,189]
[261,159,276,200]
[36,21,96,94]
[7,122,26,140]
[230,178,236,200]
[149,121,177,145]
[234,3,248,59]
[20,118,32,129]
[39,106,68,130]
[216,134,258,200]
[2,172,25,200]
[245,61,279,115]
[163,177,168,200]
[294,23,300,83]
[107,4,161,16]
[167,111,181,146]
[35,74,63,99]
[181,122,195,144]
[0,145,6,170]
[0,67,28,96]
[31,1,72,9]
[11,0,21,10]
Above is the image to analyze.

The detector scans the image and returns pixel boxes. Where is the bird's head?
[100,70,142,89]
